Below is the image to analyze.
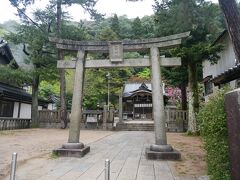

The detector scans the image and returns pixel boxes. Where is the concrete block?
[145,148,181,160]
[53,146,90,158]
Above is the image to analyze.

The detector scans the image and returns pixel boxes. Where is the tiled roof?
[211,64,240,85]
[0,82,49,105]
[123,83,152,97]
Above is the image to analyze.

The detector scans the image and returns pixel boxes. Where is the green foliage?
[39,81,60,100]
[0,65,31,86]
[137,68,151,80]
[97,27,119,41]
[118,15,133,39]
[131,17,144,39]
[197,88,231,180]
[110,14,120,37]
[83,68,132,109]
[141,16,155,38]
[61,22,91,41]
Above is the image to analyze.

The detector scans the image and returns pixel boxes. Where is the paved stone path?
[4,131,208,180]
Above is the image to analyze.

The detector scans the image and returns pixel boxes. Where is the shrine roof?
[123,83,152,97]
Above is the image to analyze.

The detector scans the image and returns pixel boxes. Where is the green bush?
[197,88,231,180]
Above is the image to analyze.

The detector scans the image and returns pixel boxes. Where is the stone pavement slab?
[3,131,208,180]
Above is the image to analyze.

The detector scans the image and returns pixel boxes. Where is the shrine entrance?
[50,31,189,160]
[122,82,153,120]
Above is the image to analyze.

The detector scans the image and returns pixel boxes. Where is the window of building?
[0,100,14,117]
[204,81,213,96]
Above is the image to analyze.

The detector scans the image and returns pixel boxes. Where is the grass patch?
[0,131,15,136]
[50,152,59,159]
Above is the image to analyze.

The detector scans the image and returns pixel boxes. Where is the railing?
[0,118,31,131]
[165,109,188,132]
[38,110,70,123]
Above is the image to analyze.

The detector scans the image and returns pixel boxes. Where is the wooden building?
[0,39,50,118]
[0,82,49,118]
[122,83,154,119]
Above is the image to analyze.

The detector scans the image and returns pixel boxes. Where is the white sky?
[0,0,219,24]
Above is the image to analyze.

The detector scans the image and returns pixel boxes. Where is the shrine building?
[122,82,167,120]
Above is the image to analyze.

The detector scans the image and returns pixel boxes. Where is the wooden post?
[225,89,240,180]
[119,92,123,123]
[103,105,108,130]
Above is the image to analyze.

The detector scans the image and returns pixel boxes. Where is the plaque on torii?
[49,32,190,160]
[108,41,123,62]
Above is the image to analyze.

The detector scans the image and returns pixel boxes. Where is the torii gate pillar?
[145,47,181,160]
[53,50,90,157]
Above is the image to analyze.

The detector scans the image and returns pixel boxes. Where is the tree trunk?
[187,63,199,133]
[180,82,187,110]
[59,55,67,128]
[218,0,240,63]
[31,73,40,127]
[57,0,67,128]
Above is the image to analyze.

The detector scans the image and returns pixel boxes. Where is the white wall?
[19,103,31,118]
[13,102,19,118]
[202,32,237,101]
[203,33,236,79]
[47,103,56,110]
[19,104,44,118]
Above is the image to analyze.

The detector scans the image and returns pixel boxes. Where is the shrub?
[197,88,231,180]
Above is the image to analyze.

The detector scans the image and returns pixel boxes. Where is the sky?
[0,0,219,24]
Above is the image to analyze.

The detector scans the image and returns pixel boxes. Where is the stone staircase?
[116,121,154,131]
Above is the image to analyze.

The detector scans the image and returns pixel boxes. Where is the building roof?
[0,82,49,105]
[0,39,18,68]
[211,64,240,85]
[212,30,228,46]
[123,82,152,98]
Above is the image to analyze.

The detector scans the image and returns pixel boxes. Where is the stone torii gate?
[50,32,189,159]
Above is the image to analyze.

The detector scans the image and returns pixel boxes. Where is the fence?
[0,118,31,131]
[165,109,188,132]
[38,110,60,123]
[38,110,71,128]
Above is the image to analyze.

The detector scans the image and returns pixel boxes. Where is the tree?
[110,14,120,37]
[141,16,155,38]
[131,17,144,39]
[55,0,101,128]
[0,65,31,86]
[6,20,58,126]
[9,0,101,128]
[153,0,224,133]
[218,0,240,63]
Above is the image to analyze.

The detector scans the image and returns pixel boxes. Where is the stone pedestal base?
[145,144,181,160]
[53,143,90,158]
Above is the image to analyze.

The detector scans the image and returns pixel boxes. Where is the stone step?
[116,122,154,131]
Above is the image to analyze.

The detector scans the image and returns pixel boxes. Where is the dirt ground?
[0,129,207,179]
[167,133,207,176]
[0,129,114,178]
